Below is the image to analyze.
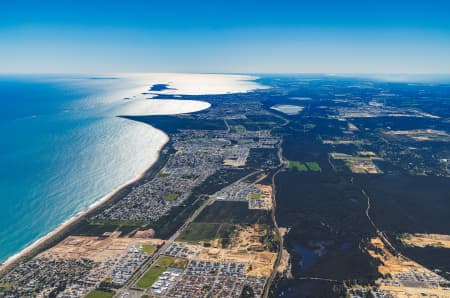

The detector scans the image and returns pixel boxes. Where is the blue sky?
[1,0,450,73]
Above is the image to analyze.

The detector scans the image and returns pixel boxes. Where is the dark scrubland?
[140,78,450,297]
[275,168,380,283]
[272,112,381,287]
[177,222,222,242]
[356,175,450,234]
[195,201,271,225]
[194,168,254,196]
[355,174,450,278]
[129,78,450,297]
[121,114,226,132]
[351,116,450,131]
[246,148,279,170]
[265,76,450,298]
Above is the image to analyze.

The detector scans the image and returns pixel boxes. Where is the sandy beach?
[0,135,163,272]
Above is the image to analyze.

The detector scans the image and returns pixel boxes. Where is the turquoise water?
[0,75,162,261]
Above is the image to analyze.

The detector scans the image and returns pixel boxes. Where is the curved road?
[263,140,287,298]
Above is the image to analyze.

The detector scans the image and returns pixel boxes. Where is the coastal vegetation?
[157,172,170,178]
[91,219,146,226]
[73,219,146,237]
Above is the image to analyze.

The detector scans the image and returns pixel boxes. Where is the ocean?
[0,75,169,262]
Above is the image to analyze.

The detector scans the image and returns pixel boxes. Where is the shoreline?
[0,104,212,276]
[0,131,170,276]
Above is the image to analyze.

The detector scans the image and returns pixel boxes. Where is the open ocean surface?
[0,75,165,262]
